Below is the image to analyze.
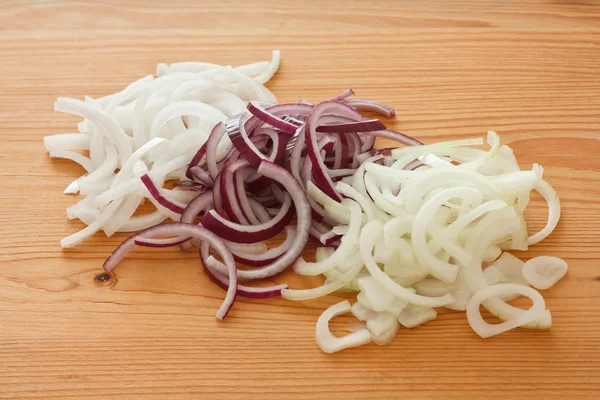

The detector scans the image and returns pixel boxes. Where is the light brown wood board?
[0,1,599,399]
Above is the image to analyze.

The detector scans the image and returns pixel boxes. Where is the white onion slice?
[48,149,93,173]
[415,277,454,297]
[306,181,353,224]
[55,97,132,165]
[489,252,529,288]
[315,300,371,353]
[522,256,568,290]
[336,181,388,222]
[366,312,398,336]
[44,133,90,151]
[294,200,362,276]
[459,131,500,169]
[351,302,377,322]
[370,321,399,346]
[397,305,437,328]
[466,283,546,338]
[282,246,364,301]
[315,247,335,263]
[528,179,561,246]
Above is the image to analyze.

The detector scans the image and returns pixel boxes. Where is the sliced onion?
[522,256,568,290]
[317,119,386,134]
[282,247,364,301]
[366,312,397,336]
[294,200,362,276]
[528,179,561,246]
[371,321,399,346]
[315,300,371,353]
[140,174,185,214]
[343,99,395,118]
[467,283,546,338]
[397,305,437,328]
[44,133,91,152]
[200,243,287,298]
[230,227,296,267]
[247,101,298,134]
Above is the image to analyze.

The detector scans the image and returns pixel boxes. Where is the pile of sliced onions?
[45,51,281,248]
[47,54,567,351]
[300,131,566,352]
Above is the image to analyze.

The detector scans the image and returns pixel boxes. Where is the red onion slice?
[176,191,216,250]
[316,119,386,134]
[227,113,266,168]
[103,222,237,320]
[134,236,190,247]
[265,103,314,119]
[205,122,228,179]
[231,226,296,267]
[220,159,251,224]
[247,101,298,134]
[201,193,294,243]
[200,242,287,298]
[235,168,265,224]
[343,99,396,118]
[140,174,185,214]
[185,142,207,180]
[304,102,364,201]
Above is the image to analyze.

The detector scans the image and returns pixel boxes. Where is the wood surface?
[0,0,599,399]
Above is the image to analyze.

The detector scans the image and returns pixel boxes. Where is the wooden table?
[1,1,599,399]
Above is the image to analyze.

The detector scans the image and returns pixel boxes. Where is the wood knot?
[94,271,116,287]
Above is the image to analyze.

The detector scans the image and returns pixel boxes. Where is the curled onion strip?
[103,222,237,320]
[467,283,546,338]
[316,300,371,353]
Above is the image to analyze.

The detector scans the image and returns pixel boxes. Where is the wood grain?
[1,0,599,398]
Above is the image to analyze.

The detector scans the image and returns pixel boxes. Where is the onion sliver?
[315,300,371,353]
[282,247,364,301]
[54,97,132,165]
[304,102,364,200]
[140,174,185,214]
[247,101,298,134]
[293,200,362,276]
[343,99,395,118]
[528,179,561,246]
[466,283,546,338]
[103,222,237,320]
[44,133,91,152]
[522,256,568,290]
[230,227,296,267]
[200,243,287,298]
